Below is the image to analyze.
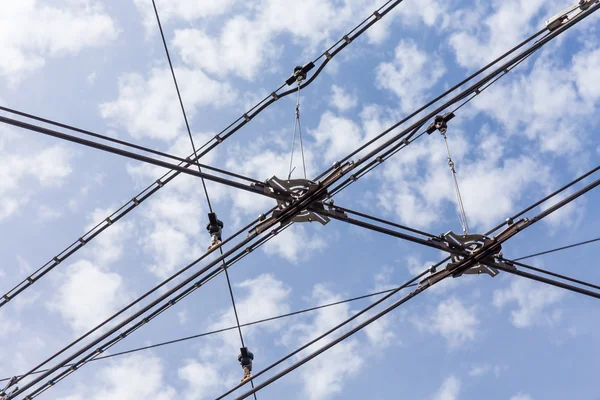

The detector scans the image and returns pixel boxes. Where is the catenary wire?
[513,237,600,261]
[502,259,600,292]
[0,281,417,384]
[0,0,406,312]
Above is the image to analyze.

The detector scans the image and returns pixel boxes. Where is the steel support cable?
[0,115,272,199]
[496,264,600,300]
[319,3,600,185]
[441,132,470,234]
[9,7,597,394]
[288,83,307,180]
[152,0,254,392]
[6,209,274,396]
[328,204,436,238]
[151,0,214,213]
[17,222,292,400]
[325,14,592,195]
[323,210,445,251]
[327,131,425,198]
[0,279,417,384]
[314,29,549,182]
[0,0,405,312]
[216,269,431,400]
[502,259,600,292]
[232,160,600,399]
[0,105,258,183]
[513,237,600,261]
[486,164,600,236]
[327,8,597,204]
[19,220,294,400]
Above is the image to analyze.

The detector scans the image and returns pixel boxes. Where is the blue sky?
[1,0,600,399]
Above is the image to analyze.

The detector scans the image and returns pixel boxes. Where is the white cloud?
[309,111,364,164]
[262,224,327,263]
[46,260,131,333]
[37,205,62,221]
[100,68,236,141]
[330,85,358,112]
[448,0,556,69]
[511,393,533,400]
[468,364,491,377]
[0,130,73,220]
[376,39,446,112]
[57,354,176,400]
[493,277,565,328]
[173,20,277,80]
[133,0,238,31]
[178,360,223,400]
[84,206,135,266]
[416,297,478,348]
[432,376,461,400]
[0,1,118,81]
[281,284,364,400]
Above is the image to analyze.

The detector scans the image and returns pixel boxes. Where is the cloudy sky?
[1,0,600,399]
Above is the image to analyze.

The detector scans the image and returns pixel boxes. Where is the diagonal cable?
[513,237,600,261]
[151,1,255,395]
[0,282,418,383]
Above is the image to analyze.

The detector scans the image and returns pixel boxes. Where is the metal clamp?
[546,0,598,31]
[426,112,455,135]
[285,62,316,86]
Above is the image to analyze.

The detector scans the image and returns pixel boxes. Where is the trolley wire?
[502,259,600,292]
[0,281,417,384]
[513,237,600,261]
[218,269,432,400]
[0,0,406,312]
[231,157,600,399]
[10,7,600,396]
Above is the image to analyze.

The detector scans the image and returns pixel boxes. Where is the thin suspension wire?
[0,282,418,383]
[288,83,307,179]
[514,237,600,261]
[441,132,470,234]
[152,0,214,212]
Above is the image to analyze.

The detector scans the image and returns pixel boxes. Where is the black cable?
[496,264,600,300]
[513,237,600,261]
[0,105,259,183]
[330,204,436,238]
[0,0,404,312]
[486,165,600,236]
[502,259,600,292]
[152,1,254,394]
[0,282,418,383]
[0,115,271,199]
[6,210,273,395]
[151,0,214,213]
[314,29,548,181]
[232,159,600,399]
[217,269,431,400]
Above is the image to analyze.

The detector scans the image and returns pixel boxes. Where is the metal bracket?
[432,231,504,278]
[546,0,598,31]
[250,176,330,235]
[426,112,455,135]
[285,62,315,86]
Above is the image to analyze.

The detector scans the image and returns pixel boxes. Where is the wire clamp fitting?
[546,0,598,31]
[426,112,455,135]
[206,212,224,251]
[285,62,315,86]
